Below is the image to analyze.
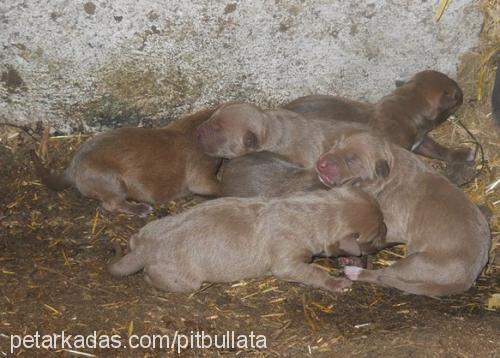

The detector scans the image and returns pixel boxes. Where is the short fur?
[32,109,221,216]
[108,187,386,293]
[196,102,364,169]
[316,132,491,296]
[284,70,473,163]
[216,70,471,199]
[219,151,324,197]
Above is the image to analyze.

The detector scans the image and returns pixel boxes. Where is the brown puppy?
[284,70,473,163]
[196,102,364,168]
[108,187,387,293]
[32,109,221,216]
[316,132,491,296]
[219,151,324,197]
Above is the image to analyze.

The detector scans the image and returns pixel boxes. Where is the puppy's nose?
[317,158,329,170]
[317,156,336,171]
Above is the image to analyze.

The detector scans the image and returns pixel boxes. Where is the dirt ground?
[0,94,499,357]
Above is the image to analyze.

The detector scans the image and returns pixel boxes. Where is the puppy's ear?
[375,159,390,178]
[243,130,258,149]
[395,80,406,88]
[337,235,361,256]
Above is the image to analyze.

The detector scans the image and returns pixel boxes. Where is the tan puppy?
[32,109,221,216]
[316,132,491,296]
[285,70,472,163]
[196,102,363,168]
[108,187,387,293]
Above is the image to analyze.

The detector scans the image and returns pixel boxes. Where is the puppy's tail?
[108,237,145,277]
[492,63,500,127]
[30,150,72,191]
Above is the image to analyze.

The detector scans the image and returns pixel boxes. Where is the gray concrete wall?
[0,0,482,131]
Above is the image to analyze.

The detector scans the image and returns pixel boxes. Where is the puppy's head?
[324,188,387,257]
[397,70,463,126]
[196,103,266,158]
[316,132,392,189]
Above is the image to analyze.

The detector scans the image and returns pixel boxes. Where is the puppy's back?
[166,107,217,133]
[220,151,324,198]
[283,95,372,123]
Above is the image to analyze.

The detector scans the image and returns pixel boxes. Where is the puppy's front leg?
[413,135,474,163]
[272,255,351,293]
[343,253,464,296]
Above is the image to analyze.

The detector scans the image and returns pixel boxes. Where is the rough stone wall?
[0,0,482,131]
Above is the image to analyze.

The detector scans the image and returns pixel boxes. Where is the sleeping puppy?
[316,132,491,296]
[219,151,324,198]
[31,108,222,216]
[196,102,364,169]
[285,70,473,163]
[108,187,387,293]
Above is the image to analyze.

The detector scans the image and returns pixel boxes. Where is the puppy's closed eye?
[243,131,258,149]
[337,234,362,256]
[345,154,359,166]
[438,92,459,112]
[375,159,390,178]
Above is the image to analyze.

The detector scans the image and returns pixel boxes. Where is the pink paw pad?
[344,266,363,281]
[338,256,365,267]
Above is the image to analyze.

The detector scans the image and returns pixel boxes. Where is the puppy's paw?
[136,204,154,218]
[325,277,352,293]
[344,266,363,281]
[444,161,476,186]
[450,147,475,163]
[337,256,366,268]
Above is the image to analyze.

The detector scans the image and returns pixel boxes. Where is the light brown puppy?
[32,109,221,216]
[316,132,491,296]
[219,151,324,198]
[196,102,363,168]
[284,70,473,163]
[108,187,387,293]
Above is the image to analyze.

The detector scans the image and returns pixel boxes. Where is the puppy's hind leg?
[108,248,145,277]
[344,253,469,296]
[144,264,202,293]
[77,167,152,217]
[101,196,153,218]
